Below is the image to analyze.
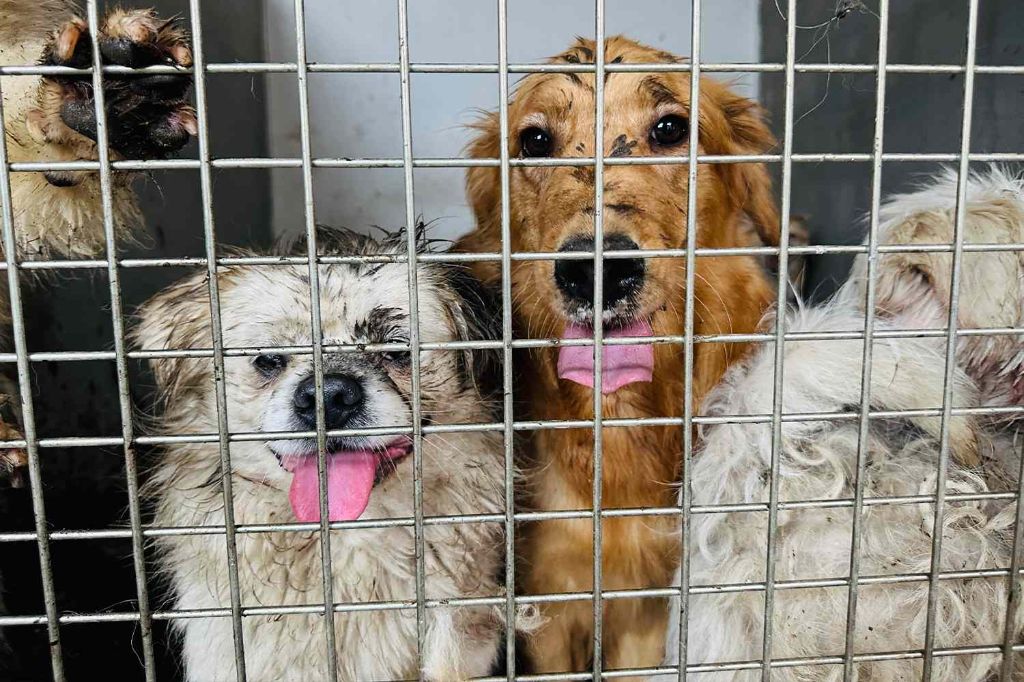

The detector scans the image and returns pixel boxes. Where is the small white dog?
[135,229,512,681]
[662,167,1024,681]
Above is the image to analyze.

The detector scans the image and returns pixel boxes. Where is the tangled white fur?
[661,167,1024,681]
[136,230,531,681]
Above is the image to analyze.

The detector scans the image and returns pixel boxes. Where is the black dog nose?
[554,234,645,310]
[293,374,364,429]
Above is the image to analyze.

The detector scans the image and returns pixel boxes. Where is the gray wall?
[262,0,761,241]
[1,1,271,679]
[760,0,1024,300]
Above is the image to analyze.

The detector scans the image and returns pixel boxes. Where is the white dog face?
[135,228,497,522]
[846,167,1024,411]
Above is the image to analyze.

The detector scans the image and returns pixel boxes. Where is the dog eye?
[519,127,553,157]
[253,353,288,376]
[650,114,688,147]
[381,350,410,367]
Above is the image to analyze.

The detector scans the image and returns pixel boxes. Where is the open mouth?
[557,318,655,394]
[277,438,413,522]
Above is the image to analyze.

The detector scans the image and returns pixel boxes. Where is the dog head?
[846,167,1024,412]
[460,36,778,395]
[134,227,500,523]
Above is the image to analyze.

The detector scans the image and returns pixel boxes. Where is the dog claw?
[38,10,195,163]
[0,415,27,489]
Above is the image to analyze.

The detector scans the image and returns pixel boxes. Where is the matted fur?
[662,167,1024,681]
[455,36,780,675]
[135,229,516,681]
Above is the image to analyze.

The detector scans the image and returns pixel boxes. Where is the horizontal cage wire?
[0,0,1022,680]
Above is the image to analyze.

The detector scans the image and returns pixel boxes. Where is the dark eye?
[519,127,553,157]
[253,353,287,377]
[380,348,410,368]
[650,114,689,147]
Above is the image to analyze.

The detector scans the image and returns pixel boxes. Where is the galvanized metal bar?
[5,239,1024,273]
[1,403,1023,454]
[12,151,1024,174]
[921,0,980,678]
[4,60,1024,78]
[676,0,703,677]
[842,1,890,679]
[395,0,429,675]
[761,0,798,677]
[0,48,66,682]
[591,1,607,676]
[180,1,249,678]
[2,566,1022,625]
[495,0,518,677]
[79,0,160,676]
[3,486,1023,546]
[290,0,341,678]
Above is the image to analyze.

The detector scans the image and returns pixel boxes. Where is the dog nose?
[293,374,364,430]
[554,234,645,310]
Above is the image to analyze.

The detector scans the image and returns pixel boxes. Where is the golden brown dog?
[455,36,780,676]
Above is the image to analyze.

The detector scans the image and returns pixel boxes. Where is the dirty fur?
[455,35,780,676]
[135,228,532,681]
[0,0,193,482]
[662,167,1024,681]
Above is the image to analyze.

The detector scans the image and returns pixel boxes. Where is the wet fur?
[662,167,1024,681]
[135,228,520,681]
[0,1,192,481]
[455,36,780,675]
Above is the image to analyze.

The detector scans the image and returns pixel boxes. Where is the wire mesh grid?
[0,0,1022,680]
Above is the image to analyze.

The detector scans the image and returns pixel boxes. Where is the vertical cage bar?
[761,0,798,678]
[1000,434,1024,680]
[495,0,517,678]
[921,0,980,678]
[79,0,160,676]
[591,0,607,677]
[395,0,429,676]
[290,0,341,678]
[0,69,66,682]
[842,1,890,680]
[674,0,703,678]
[183,1,250,678]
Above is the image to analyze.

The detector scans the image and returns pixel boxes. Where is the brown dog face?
[462,36,779,359]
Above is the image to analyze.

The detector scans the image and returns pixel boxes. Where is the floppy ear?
[131,271,214,401]
[717,93,780,247]
[438,265,503,399]
[457,112,503,286]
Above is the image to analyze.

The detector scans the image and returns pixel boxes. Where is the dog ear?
[716,92,780,247]
[458,112,503,286]
[439,265,503,399]
[132,271,213,402]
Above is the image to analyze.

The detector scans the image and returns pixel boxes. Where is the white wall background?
[263,0,760,241]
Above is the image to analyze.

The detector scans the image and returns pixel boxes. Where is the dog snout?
[293,374,364,429]
[554,234,645,311]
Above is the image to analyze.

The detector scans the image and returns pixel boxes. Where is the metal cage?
[1,0,1023,680]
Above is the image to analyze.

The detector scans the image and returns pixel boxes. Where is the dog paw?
[0,414,27,490]
[26,9,196,186]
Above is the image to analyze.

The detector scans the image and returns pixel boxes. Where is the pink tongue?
[288,452,377,522]
[557,320,655,394]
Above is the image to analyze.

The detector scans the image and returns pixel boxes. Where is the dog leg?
[523,599,593,674]
[0,7,192,486]
[5,7,194,259]
[602,597,669,680]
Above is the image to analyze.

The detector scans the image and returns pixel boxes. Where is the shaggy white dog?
[662,167,1024,681]
[135,229,515,681]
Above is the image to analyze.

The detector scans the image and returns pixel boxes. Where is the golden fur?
[455,36,780,675]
